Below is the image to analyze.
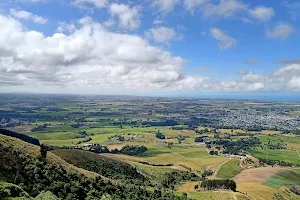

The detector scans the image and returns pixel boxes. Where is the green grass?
[216,159,242,179]
[249,148,300,165]
[89,133,117,144]
[40,138,83,146]
[142,146,207,158]
[27,132,79,140]
[264,170,300,189]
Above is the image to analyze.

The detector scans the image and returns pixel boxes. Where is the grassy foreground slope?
[0,134,188,200]
[0,134,98,178]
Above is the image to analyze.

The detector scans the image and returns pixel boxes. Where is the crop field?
[249,148,300,165]
[264,170,300,189]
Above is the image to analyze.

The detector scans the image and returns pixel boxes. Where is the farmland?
[1,93,300,199]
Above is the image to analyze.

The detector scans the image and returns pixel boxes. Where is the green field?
[216,159,243,179]
[27,131,79,140]
[264,170,300,188]
[249,148,300,165]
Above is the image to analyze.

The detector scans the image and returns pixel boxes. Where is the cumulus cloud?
[109,3,140,30]
[9,8,48,24]
[266,22,294,39]
[146,26,182,43]
[210,28,236,49]
[272,60,300,91]
[152,0,179,14]
[249,6,274,22]
[203,0,247,18]
[0,15,206,92]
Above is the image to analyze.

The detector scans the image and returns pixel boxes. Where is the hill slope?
[0,134,188,200]
[52,149,149,185]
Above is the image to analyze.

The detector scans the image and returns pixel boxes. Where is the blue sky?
[0,0,299,95]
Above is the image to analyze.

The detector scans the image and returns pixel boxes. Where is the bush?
[291,185,300,195]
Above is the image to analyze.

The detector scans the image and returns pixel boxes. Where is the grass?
[27,131,80,140]
[0,134,98,178]
[264,170,300,189]
[187,191,246,200]
[249,147,300,165]
[216,159,243,179]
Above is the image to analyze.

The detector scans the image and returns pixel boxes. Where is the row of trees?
[200,179,237,191]
[0,129,40,145]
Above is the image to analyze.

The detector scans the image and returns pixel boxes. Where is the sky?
[0,0,300,96]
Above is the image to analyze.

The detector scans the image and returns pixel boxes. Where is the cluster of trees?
[31,124,47,132]
[209,150,218,155]
[0,143,187,200]
[161,171,201,190]
[291,186,300,195]
[258,158,294,167]
[118,145,148,156]
[200,179,236,191]
[212,137,261,155]
[156,131,165,139]
[142,119,179,127]
[0,129,40,146]
[194,137,204,143]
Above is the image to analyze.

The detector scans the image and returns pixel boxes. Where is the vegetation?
[216,159,243,179]
[52,149,149,185]
[0,135,188,200]
[0,129,40,146]
[200,179,237,191]
[264,170,300,189]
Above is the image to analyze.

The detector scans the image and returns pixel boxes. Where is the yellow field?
[187,191,249,200]
[104,145,227,172]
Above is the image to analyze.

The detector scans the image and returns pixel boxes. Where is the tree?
[40,144,48,160]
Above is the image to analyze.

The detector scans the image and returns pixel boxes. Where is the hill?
[0,134,188,200]
[52,149,149,185]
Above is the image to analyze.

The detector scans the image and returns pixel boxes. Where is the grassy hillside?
[0,134,98,179]
[216,159,243,179]
[52,149,149,185]
[0,134,188,200]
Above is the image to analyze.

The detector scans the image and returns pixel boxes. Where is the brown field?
[234,166,288,183]
[177,181,199,192]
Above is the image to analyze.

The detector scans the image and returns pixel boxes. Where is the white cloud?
[183,0,209,13]
[203,0,247,18]
[72,0,107,8]
[109,3,140,30]
[210,27,236,49]
[146,26,182,43]
[9,8,48,24]
[152,0,179,14]
[249,6,274,22]
[0,15,205,92]
[266,22,294,39]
